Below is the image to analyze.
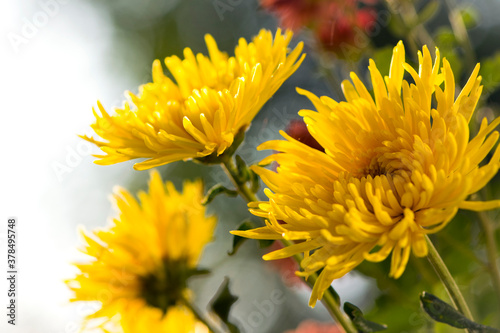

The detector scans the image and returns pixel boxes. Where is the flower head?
[66,171,216,332]
[232,41,500,306]
[317,2,376,57]
[83,29,304,170]
[260,0,318,31]
[260,0,377,58]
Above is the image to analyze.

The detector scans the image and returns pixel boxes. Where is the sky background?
[1,1,124,331]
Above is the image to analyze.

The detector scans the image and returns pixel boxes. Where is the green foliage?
[250,169,260,193]
[234,155,260,193]
[344,302,387,333]
[420,292,500,332]
[202,184,238,205]
[235,155,249,181]
[417,0,440,26]
[480,53,500,97]
[209,277,240,333]
[435,27,463,80]
[459,7,479,29]
[356,256,435,332]
[387,9,409,38]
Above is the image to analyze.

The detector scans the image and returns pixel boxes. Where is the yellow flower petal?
[67,171,215,332]
[459,200,500,211]
[233,41,500,307]
[84,29,305,168]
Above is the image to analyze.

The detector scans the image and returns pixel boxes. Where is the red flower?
[317,2,377,55]
[260,0,378,58]
[357,7,378,29]
[260,0,317,31]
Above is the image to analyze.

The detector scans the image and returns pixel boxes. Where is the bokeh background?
[2,0,500,332]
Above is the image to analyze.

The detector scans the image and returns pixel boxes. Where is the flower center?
[362,157,387,177]
[139,259,208,314]
[139,259,189,314]
[357,145,415,179]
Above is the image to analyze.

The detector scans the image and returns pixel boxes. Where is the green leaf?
[481,53,500,96]
[435,27,463,81]
[460,7,479,29]
[209,277,240,333]
[420,292,500,332]
[435,27,457,46]
[250,169,260,193]
[186,268,211,277]
[344,302,387,332]
[235,155,249,181]
[417,0,440,25]
[387,14,409,37]
[202,184,238,205]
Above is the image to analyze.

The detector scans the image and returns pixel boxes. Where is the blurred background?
[2,0,500,332]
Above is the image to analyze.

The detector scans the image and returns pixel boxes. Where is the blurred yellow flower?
[66,171,216,332]
[83,29,305,170]
[232,41,500,306]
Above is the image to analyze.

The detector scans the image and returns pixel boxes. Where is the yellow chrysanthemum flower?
[232,41,500,306]
[83,29,305,170]
[66,171,216,332]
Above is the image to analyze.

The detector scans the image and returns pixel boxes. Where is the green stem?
[221,156,258,204]
[181,297,223,333]
[220,156,357,333]
[476,210,500,310]
[425,235,474,328]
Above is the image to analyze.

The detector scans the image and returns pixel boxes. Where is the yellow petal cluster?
[83,29,305,170]
[66,171,216,332]
[232,41,500,306]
